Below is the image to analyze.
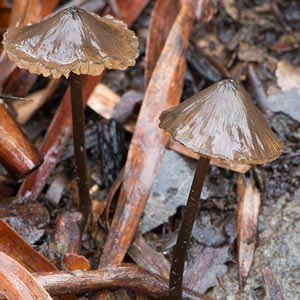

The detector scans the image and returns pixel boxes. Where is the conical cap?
[159,80,284,164]
[2,7,139,78]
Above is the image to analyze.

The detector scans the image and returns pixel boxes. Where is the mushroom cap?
[159,80,284,164]
[2,7,139,78]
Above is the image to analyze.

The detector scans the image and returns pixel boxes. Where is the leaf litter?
[0,0,300,299]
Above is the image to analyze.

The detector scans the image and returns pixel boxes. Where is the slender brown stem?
[169,156,210,300]
[69,72,90,231]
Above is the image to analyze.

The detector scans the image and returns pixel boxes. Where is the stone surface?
[208,192,300,299]
[268,88,300,122]
[139,150,230,233]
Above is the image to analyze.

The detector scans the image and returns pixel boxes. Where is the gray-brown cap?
[159,80,284,164]
[2,7,139,78]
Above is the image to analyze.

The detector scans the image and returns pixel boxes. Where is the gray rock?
[268,88,300,122]
[139,150,230,233]
[208,192,300,299]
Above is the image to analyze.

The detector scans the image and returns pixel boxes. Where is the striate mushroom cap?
[159,79,284,164]
[2,7,139,78]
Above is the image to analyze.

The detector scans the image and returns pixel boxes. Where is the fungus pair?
[159,80,284,300]
[3,7,138,229]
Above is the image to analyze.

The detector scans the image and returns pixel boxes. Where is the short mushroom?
[159,79,284,300]
[2,7,139,230]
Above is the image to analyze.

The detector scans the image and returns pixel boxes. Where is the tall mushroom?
[159,79,284,300]
[2,7,139,230]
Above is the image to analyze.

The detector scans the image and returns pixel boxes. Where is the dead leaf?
[276,60,300,91]
[237,173,261,289]
[273,34,298,53]
[128,235,170,279]
[145,0,180,85]
[262,269,284,300]
[62,253,90,271]
[0,220,77,300]
[13,79,60,124]
[107,0,149,25]
[238,42,264,62]
[0,199,50,244]
[222,0,238,20]
[183,244,231,293]
[0,251,53,300]
[0,101,42,178]
[88,83,120,119]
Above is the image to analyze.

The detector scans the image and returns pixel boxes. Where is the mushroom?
[2,7,139,230]
[159,79,284,300]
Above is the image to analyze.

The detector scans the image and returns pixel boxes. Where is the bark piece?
[0,219,77,300]
[0,101,42,178]
[237,173,261,289]
[107,0,150,25]
[99,0,198,268]
[129,235,170,279]
[262,269,285,300]
[0,266,213,300]
[0,251,53,300]
[144,0,180,84]
[183,245,231,293]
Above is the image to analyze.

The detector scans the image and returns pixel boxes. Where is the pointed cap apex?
[159,80,284,164]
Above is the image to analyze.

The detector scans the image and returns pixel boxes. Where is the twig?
[247,64,271,115]
[0,266,212,300]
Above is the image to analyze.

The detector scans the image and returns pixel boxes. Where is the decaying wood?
[129,235,170,279]
[107,0,150,25]
[98,0,198,269]
[0,252,53,300]
[145,0,180,85]
[0,266,213,300]
[247,63,271,115]
[0,1,10,30]
[13,78,60,124]
[0,100,42,178]
[88,83,120,119]
[49,211,90,271]
[51,212,82,255]
[262,269,285,300]
[3,68,38,98]
[17,75,102,201]
[183,245,231,294]
[237,173,261,289]
[9,0,59,26]
[0,220,77,300]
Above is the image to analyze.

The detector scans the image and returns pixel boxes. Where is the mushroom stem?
[169,156,210,300]
[69,72,90,231]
